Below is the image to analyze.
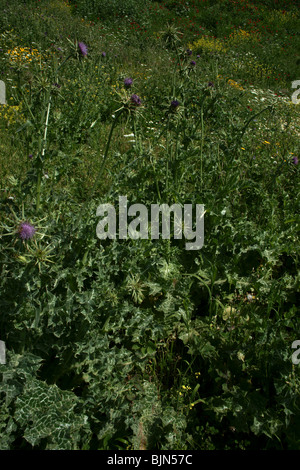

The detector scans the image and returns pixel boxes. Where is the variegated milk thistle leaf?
[18,222,36,240]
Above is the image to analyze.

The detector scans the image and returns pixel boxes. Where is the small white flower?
[221,209,226,216]
[237,351,245,362]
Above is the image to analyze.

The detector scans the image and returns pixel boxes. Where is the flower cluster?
[130,94,142,106]
[170,99,180,109]
[124,77,133,88]
[227,28,260,46]
[178,384,191,396]
[228,79,244,91]
[189,36,227,54]
[0,103,25,126]
[78,42,88,57]
[6,46,41,65]
[18,222,36,240]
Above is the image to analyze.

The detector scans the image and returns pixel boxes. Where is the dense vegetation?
[0,0,299,450]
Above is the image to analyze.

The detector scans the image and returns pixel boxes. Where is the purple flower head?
[28,154,33,159]
[78,42,88,57]
[190,60,196,66]
[18,222,36,240]
[292,156,298,165]
[170,99,180,109]
[101,51,106,57]
[208,81,214,87]
[197,54,201,58]
[186,49,192,56]
[130,94,142,106]
[124,77,133,88]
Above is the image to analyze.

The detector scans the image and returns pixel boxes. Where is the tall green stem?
[89,109,124,199]
[36,93,51,211]
[71,108,125,233]
[200,106,204,191]
[166,116,170,193]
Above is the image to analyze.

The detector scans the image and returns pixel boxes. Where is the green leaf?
[14,378,90,449]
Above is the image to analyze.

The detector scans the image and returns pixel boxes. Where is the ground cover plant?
[0,0,299,450]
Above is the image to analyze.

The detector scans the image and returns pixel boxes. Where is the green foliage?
[68,0,151,26]
[0,0,299,451]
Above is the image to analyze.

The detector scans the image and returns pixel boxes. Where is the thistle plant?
[18,222,36,240]
[19,38,89,211]
[0,0,299,451]
[0,204,40,242]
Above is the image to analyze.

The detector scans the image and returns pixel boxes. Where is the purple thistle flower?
[130,94,142,106]
[78,42,88,57]
[101,51,106,57]
[170,100,180,109]
[28,154,33,159]
[292,156,298,165]
[18,222,36,240]
[186,49,192,56]
[124,77,133,88]
[190,60,196,66]
[208,81,214,87]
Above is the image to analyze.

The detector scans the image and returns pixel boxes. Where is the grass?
[0,0,299,451]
